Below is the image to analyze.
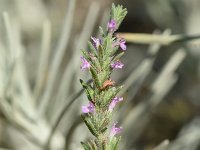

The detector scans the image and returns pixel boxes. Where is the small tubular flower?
[107,19,117,32]
[111,122,122,136]
[119,38,126,50]
[113,38,127,51]
[91,37,101,50]
[82,102,95,113]
[80,56,90,70]
[111,60,124,69]
[109,97,123,111]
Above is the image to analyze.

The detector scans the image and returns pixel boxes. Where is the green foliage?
[89,67,101,89]
[99,26,105,37]
[103,36,114,55]
[81,114,99,137]
[82,50,100,70]
[81,142,92,150]
[99,86,123,107]
[98,45,104,68]
[111,4,127,30]
[81,141,98,150]
[88,41,98,56]
[80,3,127,150]
[108,137,121,150]
[98,71,109,87]
[112,52,124,62]
[80,79,94,102]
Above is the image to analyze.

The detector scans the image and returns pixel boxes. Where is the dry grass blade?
[3,12,15,58]
[34,20,51,103]
[118,30,171,117]
[38,0,77,116]
[167,118,200,150]
[118,33,200,45]
[49,1,100,124]
[153,140,169,150]
[45,86,86,149]
[121,49,186,149]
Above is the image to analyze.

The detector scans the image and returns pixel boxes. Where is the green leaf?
[82,48,101,71]
[90,67,101,89]
[111,3,116,20]
[98,71,109,87]
[109,137,121,150]
[112,52,124,62]
[93,111,111,133]
[81,115,99,137]
[103,36,114,55]
[98,45,104,67]
[88,141,97,150]
[101,37,114,70]
[103,59,111,72]
[110,4,127,31]
[101,127,108,134]
[101,86,123,107]
[81,140,99,150]
[92,57,101,72]
[113,137,121,150]
[88,41,98,56]
[80,79,88,89]
[81,49,90,60]
[99,26,105,37]
[81,142,91,150]
[80,79,94,102]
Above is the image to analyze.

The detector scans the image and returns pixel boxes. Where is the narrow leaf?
[81,115,99,137]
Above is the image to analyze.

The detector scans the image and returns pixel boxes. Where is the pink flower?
[107,19,117,32]
[82,102,95,113]
[91,37,101,49]
[111,122,122,136]
[80,56,90,70]
[113,38,127,51]
[109,97,123,111]
[111,61,124,69]
[119,39,126,50]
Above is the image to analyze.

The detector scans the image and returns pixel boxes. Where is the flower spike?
[80,4,127,149]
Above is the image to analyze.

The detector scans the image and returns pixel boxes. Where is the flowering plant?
[80,4,127,150]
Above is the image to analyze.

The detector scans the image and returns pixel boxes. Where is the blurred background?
[0,0,200,150]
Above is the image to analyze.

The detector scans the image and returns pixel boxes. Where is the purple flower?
[91,37,101,49]
[80,56,90,70]
[107,19,117,32]
[111,122,122,136]
[82,102,95,113]
[111,61,124,69]
[113,38,127,51]
[119,39,126,50]
[109,97,123,111]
